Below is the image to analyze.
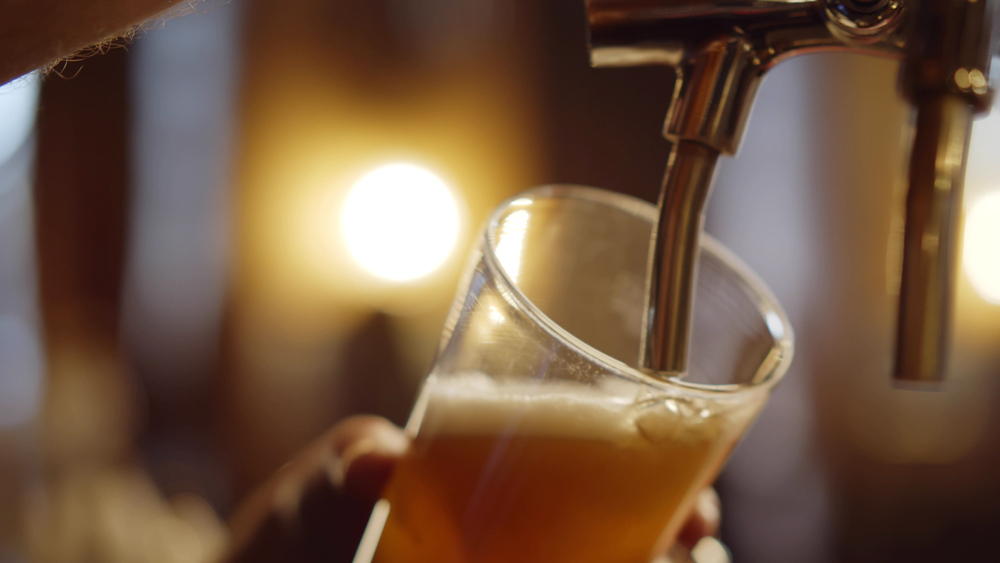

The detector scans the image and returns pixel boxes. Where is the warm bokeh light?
[963,191,1000,304]
[342,164,461,282]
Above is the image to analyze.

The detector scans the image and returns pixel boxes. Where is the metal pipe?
[894,0,997,383]
[642,141,719,375]
[894,94,972,384]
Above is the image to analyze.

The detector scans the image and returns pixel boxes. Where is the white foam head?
[407,372,753,446]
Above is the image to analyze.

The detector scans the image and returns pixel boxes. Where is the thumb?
[221,416,410,563]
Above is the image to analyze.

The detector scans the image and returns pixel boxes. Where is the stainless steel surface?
[584,0,998,381]
[892,0,998,382]
[886,0,997,382]
[642,141,719,373]
[665,35,758,155]
[895,94,971,384]
[587,0,907,154]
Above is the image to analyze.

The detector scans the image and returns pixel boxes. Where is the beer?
[370,373,753,563]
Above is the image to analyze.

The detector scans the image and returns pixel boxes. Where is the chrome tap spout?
[585,0,997,382]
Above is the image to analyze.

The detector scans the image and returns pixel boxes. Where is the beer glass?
[358,185,793,563]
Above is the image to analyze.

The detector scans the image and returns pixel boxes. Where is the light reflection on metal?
[894,0,998,383]
[641,142,718,376]
[584,0,999,384]
[894,95,972,384]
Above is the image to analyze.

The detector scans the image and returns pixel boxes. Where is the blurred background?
[1,0,1000,562]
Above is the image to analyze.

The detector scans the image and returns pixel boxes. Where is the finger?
[221,416,410,563]
[324,416,411,501]
[675,487,721,550]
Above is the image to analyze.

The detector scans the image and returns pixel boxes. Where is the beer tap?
[584,0,999,384]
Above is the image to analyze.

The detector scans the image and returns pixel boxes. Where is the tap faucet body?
[585,0,998,383]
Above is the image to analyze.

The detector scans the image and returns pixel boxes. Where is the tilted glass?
[361,185,793,563]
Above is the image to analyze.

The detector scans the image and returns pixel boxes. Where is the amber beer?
[370,374,751,563]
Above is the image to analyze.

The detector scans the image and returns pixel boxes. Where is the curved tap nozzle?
[585,0,997,383]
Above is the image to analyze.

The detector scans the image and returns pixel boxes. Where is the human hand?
[220,416,722,563]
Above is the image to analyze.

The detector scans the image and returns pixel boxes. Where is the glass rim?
[483,184,795,397]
